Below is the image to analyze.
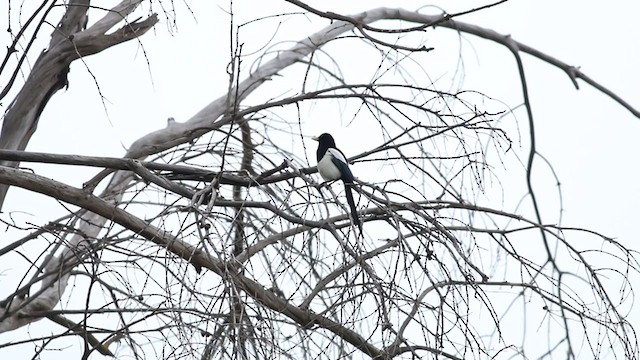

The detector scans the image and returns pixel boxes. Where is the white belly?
[318,154,342,181]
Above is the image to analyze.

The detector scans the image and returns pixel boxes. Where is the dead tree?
[0,2,637,359]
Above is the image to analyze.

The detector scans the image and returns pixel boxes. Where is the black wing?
[329,151,361,232]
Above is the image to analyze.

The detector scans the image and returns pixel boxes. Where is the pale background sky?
[0,0,638,358]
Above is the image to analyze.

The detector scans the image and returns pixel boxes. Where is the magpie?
[312,133,362,233]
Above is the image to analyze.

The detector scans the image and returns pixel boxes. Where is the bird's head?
[312,133,336,148]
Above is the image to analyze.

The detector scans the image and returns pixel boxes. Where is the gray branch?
[0,0,158,208]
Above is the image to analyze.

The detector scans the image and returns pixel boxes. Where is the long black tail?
[344,182,362,233]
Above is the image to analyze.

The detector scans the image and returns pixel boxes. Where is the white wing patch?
[327,148,348,164]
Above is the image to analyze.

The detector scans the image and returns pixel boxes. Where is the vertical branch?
[233,119,255,256]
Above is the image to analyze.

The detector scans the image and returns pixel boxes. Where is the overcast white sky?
[0,0,638,358]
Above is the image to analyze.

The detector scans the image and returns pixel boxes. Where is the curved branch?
[2,5,637,359]
[0,0,158,209]
[0,165,387,358]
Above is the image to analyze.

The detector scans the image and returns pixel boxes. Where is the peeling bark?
[0,0,158,209]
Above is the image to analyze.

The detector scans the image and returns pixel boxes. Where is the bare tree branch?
[0,3,637,359]
[0,0,158,208]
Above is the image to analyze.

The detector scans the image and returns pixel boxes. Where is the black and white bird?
[312,133,362,233]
